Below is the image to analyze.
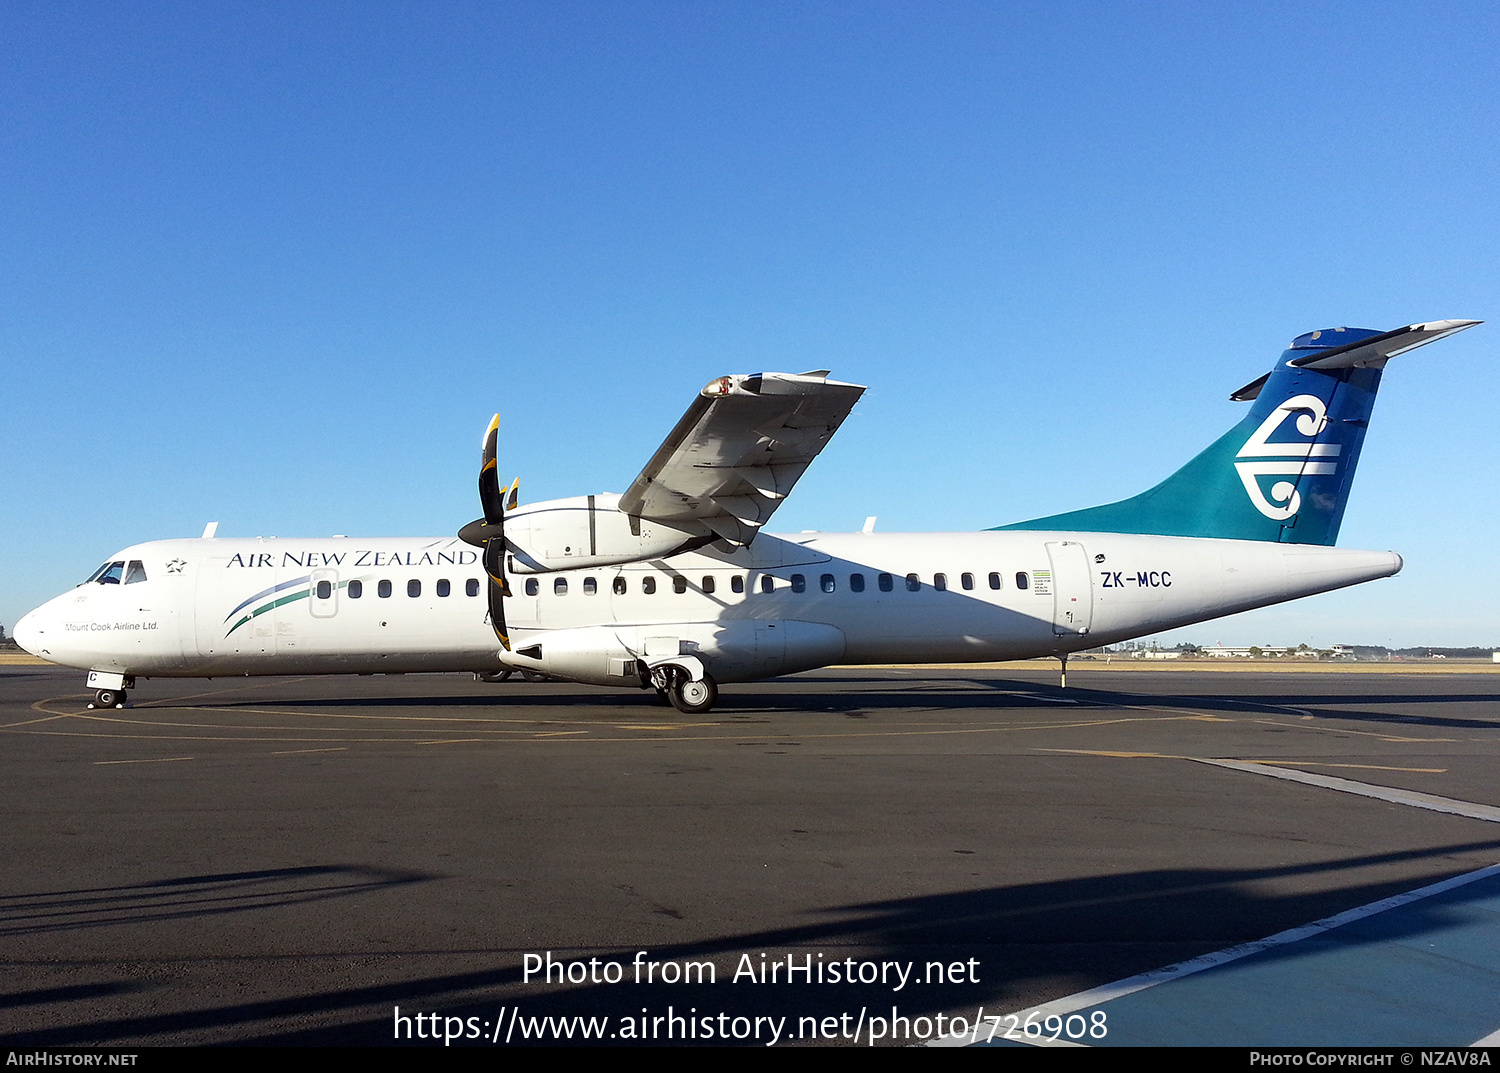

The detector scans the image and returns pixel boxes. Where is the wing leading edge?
[619,372,866,546]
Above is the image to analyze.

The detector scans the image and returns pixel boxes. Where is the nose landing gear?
[84,672,135,709]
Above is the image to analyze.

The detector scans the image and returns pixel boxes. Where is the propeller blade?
[478,415,505,525]
[484,540,511,650]
[505,478,519,513]
[463,414,512,650]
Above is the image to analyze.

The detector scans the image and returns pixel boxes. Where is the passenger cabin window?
[790,574,806,593]
[378,580,392,598]
[583,577,597,596]
[933,573,947,592]
[760,575,774,593]
[554,577,568,595]
[642,576,657,595]
[348,580,363,598]
[961,572,974,591]
[878,573,893,592]
[466,578,480,597]
[850,573,865,593]
[124,560,148,584]
[731,575,744,594]
[525,578,539,596]
[905,573,921,592]
[988,572,1002,590]
[316,580,332,599]
[613,577,627,595]
[437,579,450,597]
[1015,572,1029,590]
[408,579,421,598]
[673,576,688,594]
[702,576,715,594]
[820,574,835,593]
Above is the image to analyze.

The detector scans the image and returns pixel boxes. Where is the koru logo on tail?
[1233,394,1340,520]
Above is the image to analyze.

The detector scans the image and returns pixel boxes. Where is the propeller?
[458,415,516,650]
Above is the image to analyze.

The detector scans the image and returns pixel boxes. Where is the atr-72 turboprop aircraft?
[15,319,1479,714]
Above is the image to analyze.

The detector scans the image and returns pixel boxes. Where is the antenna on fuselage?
[201,522,219,539]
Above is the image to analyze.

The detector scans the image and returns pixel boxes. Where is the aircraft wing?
[618,372,866,545]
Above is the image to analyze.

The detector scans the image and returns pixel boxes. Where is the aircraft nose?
[13,607,46,657]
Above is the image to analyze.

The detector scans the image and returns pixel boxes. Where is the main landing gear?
[671,675,718,714]
[648,664,719,714]
[473,670,558,683]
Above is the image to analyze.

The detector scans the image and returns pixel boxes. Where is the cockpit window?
[96,561,126,585]
[82,563,113,584]
[124,561,148,584]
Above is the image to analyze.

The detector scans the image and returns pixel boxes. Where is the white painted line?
[930,860,1500,1047]
[93,756,195,765]
[1195,758,1500,824]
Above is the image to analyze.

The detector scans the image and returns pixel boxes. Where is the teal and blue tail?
[996,320,1479,546]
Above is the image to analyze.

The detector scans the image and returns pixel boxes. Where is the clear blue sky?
[3,1,1495,648]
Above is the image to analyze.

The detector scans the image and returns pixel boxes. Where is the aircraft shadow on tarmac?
[0,864,435,939]
[6,841,1500,1047]
[181,677,1500,732]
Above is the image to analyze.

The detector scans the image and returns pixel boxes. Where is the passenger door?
[1045,541,1094,636]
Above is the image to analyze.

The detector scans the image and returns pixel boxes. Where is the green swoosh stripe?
[225,589,311,638]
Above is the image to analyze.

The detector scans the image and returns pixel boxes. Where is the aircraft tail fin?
[995,320,1479,546]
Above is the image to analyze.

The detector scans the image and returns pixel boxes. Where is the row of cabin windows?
[316,578,484,600]
[525,571,1032,596]
[312,572,1034,601]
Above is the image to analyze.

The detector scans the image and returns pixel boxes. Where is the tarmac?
[3,662,1498,1047]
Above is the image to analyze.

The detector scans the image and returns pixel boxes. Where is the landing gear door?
[1045,541,1093,636]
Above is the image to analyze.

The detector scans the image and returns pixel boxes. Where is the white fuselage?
[15,530,1401,686]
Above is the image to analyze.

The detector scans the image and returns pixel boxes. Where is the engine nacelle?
[503,620,847,686]
[504,493,710,573]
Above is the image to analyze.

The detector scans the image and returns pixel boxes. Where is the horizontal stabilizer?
[1230,320,1479,401]
[1288,319,1480,370]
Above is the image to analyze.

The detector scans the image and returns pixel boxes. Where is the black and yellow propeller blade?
[459,414,513,650]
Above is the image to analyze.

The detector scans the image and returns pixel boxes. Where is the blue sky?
[3,1,1495,647]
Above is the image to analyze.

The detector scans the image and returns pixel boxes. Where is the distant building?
[1202,646,1290,658]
